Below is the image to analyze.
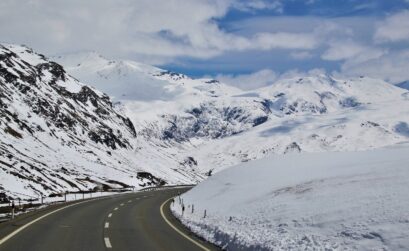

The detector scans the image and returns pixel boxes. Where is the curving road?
[0,188,219,251]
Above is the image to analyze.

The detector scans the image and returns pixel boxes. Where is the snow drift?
[172,146,409,250]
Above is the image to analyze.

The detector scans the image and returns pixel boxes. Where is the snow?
[54,52,183,101]
[3,44,47,65]
[0,190,128,209]
[3,44,409,215]
[2,44,409,250]
[55,51,409,182]
[172,145,409,250]
[0,44,204,201]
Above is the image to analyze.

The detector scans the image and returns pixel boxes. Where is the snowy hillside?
[172,146,409,250]
[3,45,409,207]
[0,44,203,200]
[56,52,409,175]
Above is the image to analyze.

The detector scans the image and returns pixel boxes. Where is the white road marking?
[0,198,103,246]
[120,203,124,206]
[104,237,112,249]
[128,200,132,203]
[160,197,210,251]
[105,222,110,229]
[114,207,118,211]
[108,213,112,218]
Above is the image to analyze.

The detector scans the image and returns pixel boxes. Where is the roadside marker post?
[11,201,15,220]
[160,197,211,251]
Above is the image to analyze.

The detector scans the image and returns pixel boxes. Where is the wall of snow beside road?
[171,145,409,250]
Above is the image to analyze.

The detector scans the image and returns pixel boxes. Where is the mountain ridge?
[56,50,409,174]
[0,44,203,200]
[1,44,409,200]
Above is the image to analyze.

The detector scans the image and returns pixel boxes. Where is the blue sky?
[1,0,409,89]
[160,0,409,88]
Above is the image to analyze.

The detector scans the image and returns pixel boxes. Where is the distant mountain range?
[55,50,409,174]
[1,44,409,199]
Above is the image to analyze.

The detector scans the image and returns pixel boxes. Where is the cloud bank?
[1,0,409,86]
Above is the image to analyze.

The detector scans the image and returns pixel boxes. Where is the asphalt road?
[0,188,220,251]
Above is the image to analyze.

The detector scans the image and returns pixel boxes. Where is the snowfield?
[56,51,409,178]
[0,44,203,201]
[3,43,409,215]
[172,145,409,250]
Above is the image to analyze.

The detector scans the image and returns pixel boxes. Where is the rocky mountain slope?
[2,44,409,200]
[0,45,203,200]
[56,52,409,175]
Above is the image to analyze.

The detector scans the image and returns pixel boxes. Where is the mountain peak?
[0,43,204,199]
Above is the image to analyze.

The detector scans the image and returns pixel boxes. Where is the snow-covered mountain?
[0,44,204,200]
[3,45,409,200]
[55,52,409,175]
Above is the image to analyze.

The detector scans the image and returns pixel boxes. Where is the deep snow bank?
[171,146,409,250]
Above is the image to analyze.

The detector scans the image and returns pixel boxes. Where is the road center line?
[114,207,118,211]
[128,200,132,203]
[108,213,112,218]
[104,237,112,249]
[105,222,110,229]
[120,203,124,206]
[160,197,210,251]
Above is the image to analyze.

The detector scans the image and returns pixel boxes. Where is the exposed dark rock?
[137,172,166,186]
[284,142,301,154]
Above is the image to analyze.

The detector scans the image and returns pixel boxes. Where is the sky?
[1,0,409,89]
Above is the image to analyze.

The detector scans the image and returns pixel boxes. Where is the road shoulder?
[161,197,221,251]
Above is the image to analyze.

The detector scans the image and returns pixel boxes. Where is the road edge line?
[0,197,103,246]
[160,197,210,251]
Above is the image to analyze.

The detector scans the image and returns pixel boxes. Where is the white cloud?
[252,32,318,50]
[322,40,387,65]
[322,41,364,61]
[2,0,406,86]
[290,51,313,60]
[216,69,278,90]
[0,0,318,64]
[216,68,328,90]
[276,68,327,80]
[374,10,409,43]
[232,0,283,13]
[338,50,409,84]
